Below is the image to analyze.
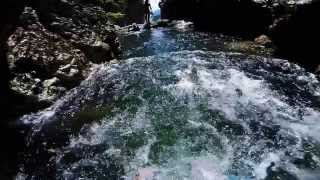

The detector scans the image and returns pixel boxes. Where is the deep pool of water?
[16,25,320,180]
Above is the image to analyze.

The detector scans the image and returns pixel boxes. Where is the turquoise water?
[17,26,320,180]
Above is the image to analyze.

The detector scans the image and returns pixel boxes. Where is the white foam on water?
[286,108,320,140]
[68,121,111,148]
[174,65,195,95]
[19,64,109,126]
[254,0,313,4]
[20,50,320,179]
[191,159,227,180]
[155,51,320,179]
[124,119,234,179]
[254,152,281,179]
[125,138,157,179]
[67,103,150,149]
[127,155,231,180]
[174,21,194,31]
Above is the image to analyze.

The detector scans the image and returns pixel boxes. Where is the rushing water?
[16,25,320,180]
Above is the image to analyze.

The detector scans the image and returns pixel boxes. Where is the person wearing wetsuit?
[144,0,152,24]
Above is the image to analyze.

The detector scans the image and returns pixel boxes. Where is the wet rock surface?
[160,0,273,37]
[0,0,143,178]
[160,0,320,72]
[4,1,125,119]
[269,0,320,72]
[0,1,28,178]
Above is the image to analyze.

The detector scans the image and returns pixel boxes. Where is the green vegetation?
[94,0,128,12]
[106,12,126,24]
[90,0,128,24]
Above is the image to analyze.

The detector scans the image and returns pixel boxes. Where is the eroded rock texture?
[2,0,134,119]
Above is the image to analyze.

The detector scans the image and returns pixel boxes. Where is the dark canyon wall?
[161,0,320,72]
[0,0,144,178]
[127,0,145,24]
[270,0,320,72]
[0,0,144,121]
[160,0,273,37]
[0,0,26,118]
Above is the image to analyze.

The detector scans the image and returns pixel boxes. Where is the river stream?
[16,24,320,180]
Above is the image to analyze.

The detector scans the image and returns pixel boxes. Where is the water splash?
[17,50,320,180]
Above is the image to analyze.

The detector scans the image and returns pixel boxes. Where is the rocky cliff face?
[127,0,145,24]
[1,0,143,120]
[0,1,26,178]
[269,0,320,72]
[160,0,273,37]
[160,0,320,72]
[0,1,143,177]
[0,0,26,120]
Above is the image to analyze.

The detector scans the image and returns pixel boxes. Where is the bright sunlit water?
[16,24,320,180]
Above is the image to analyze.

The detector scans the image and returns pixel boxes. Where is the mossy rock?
[106,12,126,24]
[95,0,128,12]
[225,41,274,56]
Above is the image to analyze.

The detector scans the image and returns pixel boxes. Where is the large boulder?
[4,0,127,117]
[7,7,88,106]
[79,40,113,63]
[160,0,273,37]
[0,0,142,178]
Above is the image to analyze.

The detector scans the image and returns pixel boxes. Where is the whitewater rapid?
[16,50,320,180]
[15,26,320,179]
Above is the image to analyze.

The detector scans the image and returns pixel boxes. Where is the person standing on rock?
[144,0,152,25]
